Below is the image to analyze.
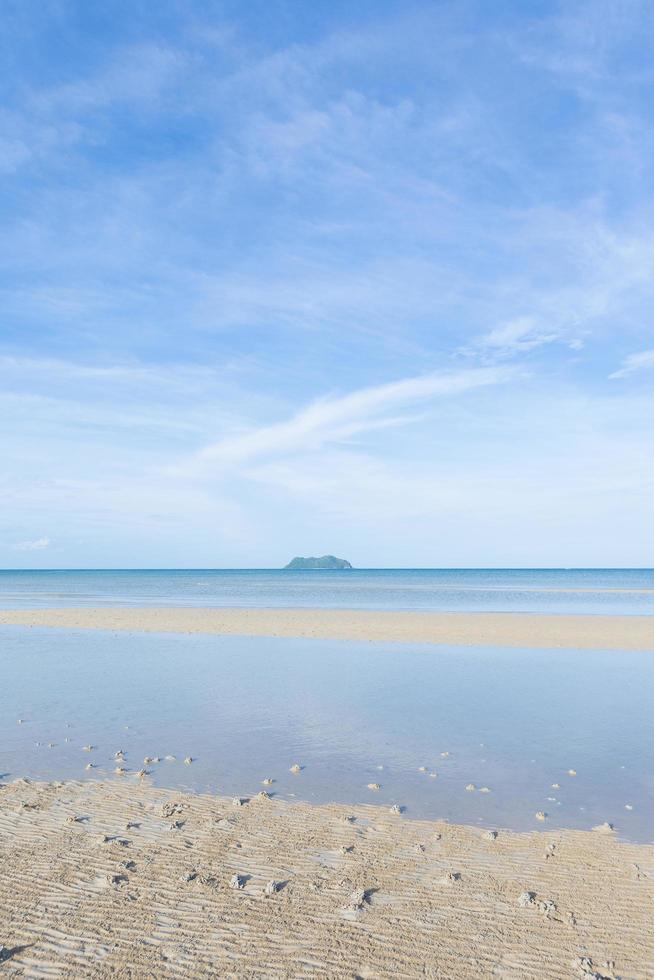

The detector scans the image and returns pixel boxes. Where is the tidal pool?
[2,627,653,842]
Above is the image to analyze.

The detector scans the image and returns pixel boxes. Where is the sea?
[2,568,653,842]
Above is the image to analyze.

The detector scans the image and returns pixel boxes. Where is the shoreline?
[1,777,653,978]
[1,606,653,649]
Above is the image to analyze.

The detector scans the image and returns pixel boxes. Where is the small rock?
[484,830,498,840]
[107,873,128,887]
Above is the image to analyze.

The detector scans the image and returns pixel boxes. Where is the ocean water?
[2,627,653,843]
[1,567,654,614]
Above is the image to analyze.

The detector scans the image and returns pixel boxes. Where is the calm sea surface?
[2,627,654,843]
[1,567,654,614]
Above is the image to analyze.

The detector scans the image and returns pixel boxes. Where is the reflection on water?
[1,567,654,614]
[2,627,653,842]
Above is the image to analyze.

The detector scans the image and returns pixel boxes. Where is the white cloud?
[476,316,560,355]
[14,537,50,551]
[190,366,513,471]
[609,349,654,378]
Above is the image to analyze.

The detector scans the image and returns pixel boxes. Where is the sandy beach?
[1,605,653,650]
[1,776,653,979]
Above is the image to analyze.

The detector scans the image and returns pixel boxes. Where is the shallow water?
[1,567,654,614]
[2,627,653,842]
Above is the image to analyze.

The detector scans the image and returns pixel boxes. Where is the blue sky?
[1,0,653,567]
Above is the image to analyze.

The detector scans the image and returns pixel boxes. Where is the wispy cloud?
[610,349,654,378]
[14,537,50,551]
[191,367,513,470]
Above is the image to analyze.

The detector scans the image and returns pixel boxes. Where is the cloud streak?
[610,349,654,378]
[192,367,514,470]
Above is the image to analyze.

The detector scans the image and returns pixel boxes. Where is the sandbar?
[1,606,653,649]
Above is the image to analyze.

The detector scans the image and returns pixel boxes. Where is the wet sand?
[0,777,652,978]
[1,605,653,649]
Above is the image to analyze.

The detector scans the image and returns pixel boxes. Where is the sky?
[1,0,654,568]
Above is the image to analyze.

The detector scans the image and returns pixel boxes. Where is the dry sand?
[1,605,653,649]
[1,777,653,979]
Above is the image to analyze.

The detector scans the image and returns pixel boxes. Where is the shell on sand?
[229,874,245,890]
[429,772,438,778]
[484,830,498,840]
[367,783,381,791]
[114,767,127,776]
[262,778,274,786]
[82,746,95,752]
[567,769,577,776]
[114,751,125,760]
[232,797,244,807]
[390,804,402,814]
[264,880,280,895]
[257,791,270,800]
[290,764,302,774]
[347,888,367,910]
[444,871,461,883]
[85,763,96,770]
[440,751,451,758]
[593,822,615,834]
[465,784,476,792]
[165,755,176,761]
[518,890,536,907]
[479,787,491,793]
[535,811,547,821]
[625,804,634,810]
[418,766,427,772]
[551,783,560,789]
[137,769,148,779]
[143,757,157,765]
[183,757,193,765]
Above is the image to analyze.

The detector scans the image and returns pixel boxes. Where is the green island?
[283,555,353,570]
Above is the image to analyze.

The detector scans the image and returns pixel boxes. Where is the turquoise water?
[2,627,653,842]
[1,567,654,614]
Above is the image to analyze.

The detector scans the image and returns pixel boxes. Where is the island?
[283,555,353,570]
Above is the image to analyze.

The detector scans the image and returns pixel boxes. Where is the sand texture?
[1,606,653,649]
[0,778,653,979]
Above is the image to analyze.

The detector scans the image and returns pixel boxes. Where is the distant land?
[283,555,353,570]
